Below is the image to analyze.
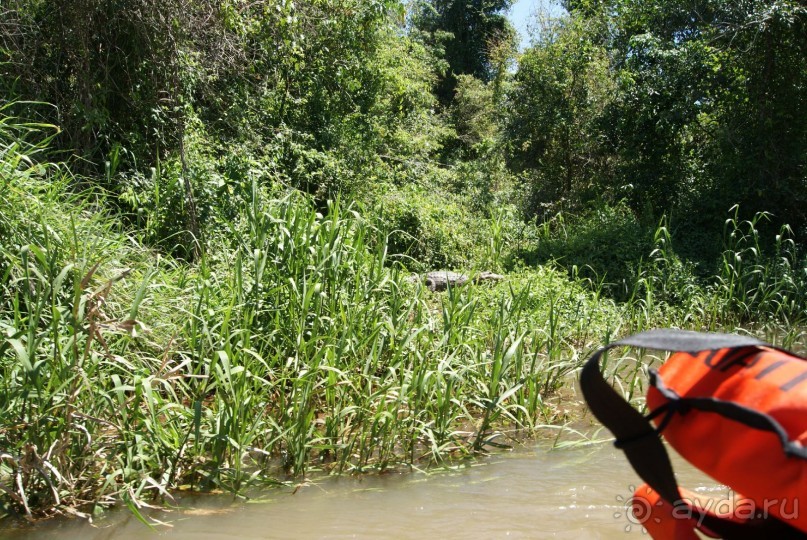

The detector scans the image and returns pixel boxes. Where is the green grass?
[2,111,806,521]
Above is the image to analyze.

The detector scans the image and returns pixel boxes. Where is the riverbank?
[1,440,717,539]
[2,116,807,522]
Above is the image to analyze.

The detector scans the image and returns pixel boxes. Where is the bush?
[372,185,488,272]
[519,202,654,299]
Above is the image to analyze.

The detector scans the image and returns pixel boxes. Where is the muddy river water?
[2,440,722,539]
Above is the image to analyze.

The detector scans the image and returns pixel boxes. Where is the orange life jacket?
[580,329,807,539]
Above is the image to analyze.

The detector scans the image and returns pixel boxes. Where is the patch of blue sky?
[507,0,567,49]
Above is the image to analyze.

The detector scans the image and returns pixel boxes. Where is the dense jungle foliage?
[0,0,805,520]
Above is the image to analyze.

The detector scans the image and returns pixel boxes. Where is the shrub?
[372,185,487,272]
[519,202,654,299]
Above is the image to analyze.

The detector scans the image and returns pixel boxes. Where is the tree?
[506,14,614,219]
[413,0,514,102]
[602,0,807,230]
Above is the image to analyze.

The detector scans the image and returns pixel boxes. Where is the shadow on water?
[0,440,719,540]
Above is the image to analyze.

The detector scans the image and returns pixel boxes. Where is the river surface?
[1,440,721,539]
